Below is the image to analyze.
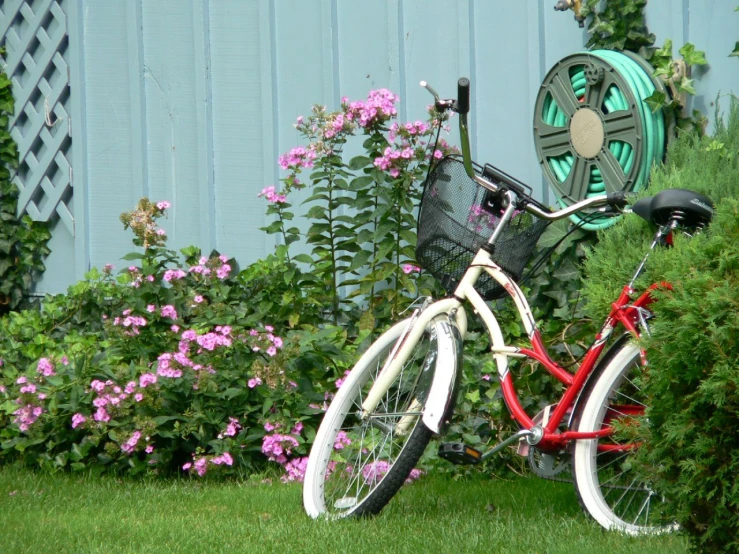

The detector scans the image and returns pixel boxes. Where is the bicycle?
[302,78,714,534]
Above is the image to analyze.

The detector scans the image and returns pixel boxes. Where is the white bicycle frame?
[360,198,541,434]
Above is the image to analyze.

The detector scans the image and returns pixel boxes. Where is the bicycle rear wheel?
[572,342,676,534]
[303,317,442,519]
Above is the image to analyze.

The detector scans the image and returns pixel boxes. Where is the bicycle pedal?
[438,442,482,465]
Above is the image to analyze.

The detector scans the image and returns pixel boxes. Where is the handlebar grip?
[457,78,470,114]
[606,190,630,208]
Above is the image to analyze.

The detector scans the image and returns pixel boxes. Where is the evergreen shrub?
[583,96,739,553]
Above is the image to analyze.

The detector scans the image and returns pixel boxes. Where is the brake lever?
[420,81,455,112]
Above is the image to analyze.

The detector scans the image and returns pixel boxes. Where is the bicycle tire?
[303,317,442,519]
[571,341,676,534]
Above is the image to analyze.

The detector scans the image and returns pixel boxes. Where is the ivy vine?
[577,0,709,134]
[0,50,51,315]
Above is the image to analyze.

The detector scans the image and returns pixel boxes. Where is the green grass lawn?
[0,465,687,554]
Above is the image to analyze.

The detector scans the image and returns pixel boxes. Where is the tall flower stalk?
[260,89,457,331]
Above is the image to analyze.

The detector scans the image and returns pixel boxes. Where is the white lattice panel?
[1,0,73,235]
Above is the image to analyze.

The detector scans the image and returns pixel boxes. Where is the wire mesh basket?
[416,157,550,300]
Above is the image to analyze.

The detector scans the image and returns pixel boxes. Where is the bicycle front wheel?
[572,341,676,534]
[303,317,443,519]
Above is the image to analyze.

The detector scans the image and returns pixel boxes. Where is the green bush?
[0,88,456,481]
[0,199,347,478]
[583,96,739,553]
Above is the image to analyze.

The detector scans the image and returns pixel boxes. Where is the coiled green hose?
[543,50,666,230]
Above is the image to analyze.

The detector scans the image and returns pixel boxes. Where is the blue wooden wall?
[2,0,737,294]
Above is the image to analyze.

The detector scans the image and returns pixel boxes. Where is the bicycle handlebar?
[420,78,632,223]
[456,78,470,114]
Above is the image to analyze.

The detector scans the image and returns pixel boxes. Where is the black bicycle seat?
[632,188,714,228]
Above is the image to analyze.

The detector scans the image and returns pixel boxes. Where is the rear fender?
[568,333,632,431]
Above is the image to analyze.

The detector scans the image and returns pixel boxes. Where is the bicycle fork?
[360,298,467,434]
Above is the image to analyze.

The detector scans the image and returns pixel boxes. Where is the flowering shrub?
[260,88,457,334]
[0,88,463,483]
[0,199,348,478]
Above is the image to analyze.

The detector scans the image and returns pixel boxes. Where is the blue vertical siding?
[2,0,736,294]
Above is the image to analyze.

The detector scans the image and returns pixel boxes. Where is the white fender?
[422,315,465,434]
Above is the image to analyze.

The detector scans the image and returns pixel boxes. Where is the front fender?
[422,313,465,434]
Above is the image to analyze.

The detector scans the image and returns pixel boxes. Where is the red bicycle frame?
[498,280,669,451]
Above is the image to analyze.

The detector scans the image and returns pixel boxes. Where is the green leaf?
[677,76,696,96]
[679,42,708,66]
[358,309,375,334]
[349,250,372,271]
[347,175,375,191]
[292,254,313,264]
[731,41,739,58]
[348,155,372,170]
[644,90,668,113]
[465,389,481,403]
[121,252,145,261]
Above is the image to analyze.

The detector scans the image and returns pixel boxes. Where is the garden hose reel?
[533,50,670,230]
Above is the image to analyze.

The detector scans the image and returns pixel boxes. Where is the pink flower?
[163,269,186,282]
[71,413,86,429]
[193,295,204,304]
[156,229,166,236]
[281,457,309,483]
[104,263,114,272]
[482,374,491,381]
[121,431,142,455]
[145,445,154,454]
[248,377,262,389]
[13,403,44,432]
[277,147,317,170]
[139,373,157,388]
[216,264,231,279]
[156,200,171,210]
[93,407,110,423]
[335,369,351,389]
[146,304,156,313]
[16,376,27,385]
[61,356,69,366]
[211,452,234,466]
[402,264,421,274]
[223,417,241,437]
[182,462,192,471]
[171,324,180,333]
[194,457,208,476]
[261,433,299,464]
[334,430,352,450]
[134,393,144,402]
[362,460,390,483]
[160,305,178,320]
